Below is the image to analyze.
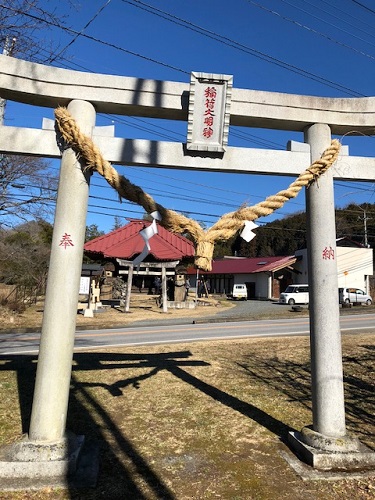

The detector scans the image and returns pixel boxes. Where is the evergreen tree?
[112,216,124,230]
[85,224,105,242]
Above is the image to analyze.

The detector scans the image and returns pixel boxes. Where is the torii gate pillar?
[288,124,374,469]
[305,123,345,437]
[29,99,95,443]
[0,100,96,484]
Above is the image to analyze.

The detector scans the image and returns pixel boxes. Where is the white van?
[279,284,309,305]
[339,287,372,305]
[229,284,248,300]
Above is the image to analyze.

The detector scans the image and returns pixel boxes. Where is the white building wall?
[336,247,373,290]
[294,247,373,291]
[234,273,270,299]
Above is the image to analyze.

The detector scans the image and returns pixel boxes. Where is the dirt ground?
[0,293,235,332]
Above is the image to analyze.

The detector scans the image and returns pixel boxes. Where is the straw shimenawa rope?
[54,106,340,271]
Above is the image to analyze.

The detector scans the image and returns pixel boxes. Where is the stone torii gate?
[0,55,374,480]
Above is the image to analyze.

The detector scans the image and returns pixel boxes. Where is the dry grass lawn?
[0,329,374,499]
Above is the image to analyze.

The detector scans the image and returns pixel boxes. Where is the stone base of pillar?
[289,427,375,470]
[0,432,99,490]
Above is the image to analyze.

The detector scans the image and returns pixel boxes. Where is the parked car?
[338,287,372,305]
[279,284,309,305]
[227,284,248,300]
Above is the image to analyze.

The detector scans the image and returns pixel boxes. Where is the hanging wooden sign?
[187,72,232,153]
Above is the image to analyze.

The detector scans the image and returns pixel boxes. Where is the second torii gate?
[0,55,374,479]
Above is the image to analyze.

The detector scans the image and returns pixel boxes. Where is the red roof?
[84,219,195,261]
[187,255,296,275]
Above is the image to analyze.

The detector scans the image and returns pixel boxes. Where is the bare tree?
[0,155,57,228]
[0,1,75,227]
[0,220,51,285]
[0,219,52,310]
[0,0,72,63]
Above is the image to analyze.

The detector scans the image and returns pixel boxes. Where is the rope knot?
[195,239,215,272]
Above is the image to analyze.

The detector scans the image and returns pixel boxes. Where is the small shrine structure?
[84,219,195,312]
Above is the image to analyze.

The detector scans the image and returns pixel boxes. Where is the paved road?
[117,299,371,328]
[1,312,374,355]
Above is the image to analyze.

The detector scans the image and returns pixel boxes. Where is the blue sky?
[4,0,375,233]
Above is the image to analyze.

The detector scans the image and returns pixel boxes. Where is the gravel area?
[212,298,291,320]
[130,298,308,328]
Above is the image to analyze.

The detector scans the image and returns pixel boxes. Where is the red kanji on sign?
[204,87,217,99]
[203,127,214,138]
[59,233,74,249]
[202,86,217,139]
[205,98,216,110]
[322,246,334,260]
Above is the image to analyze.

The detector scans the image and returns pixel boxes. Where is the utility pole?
[356,204,371,293]
[357,205,371,248]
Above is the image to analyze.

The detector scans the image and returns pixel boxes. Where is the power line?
[39,148,305,211]
[4,177,307,224]
[230,129,284,149]
[2,3,373,228]
[5,0,363,96]
[318,0,375,33]
[349,0,375,16]
[283,0,375,44]
[3,1,371,97]
[48,0,113,64]
[120,0,365,97]
[0,3,189,75]
[246,0,375,61]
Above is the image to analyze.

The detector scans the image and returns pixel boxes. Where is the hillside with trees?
[214,203,375,258]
